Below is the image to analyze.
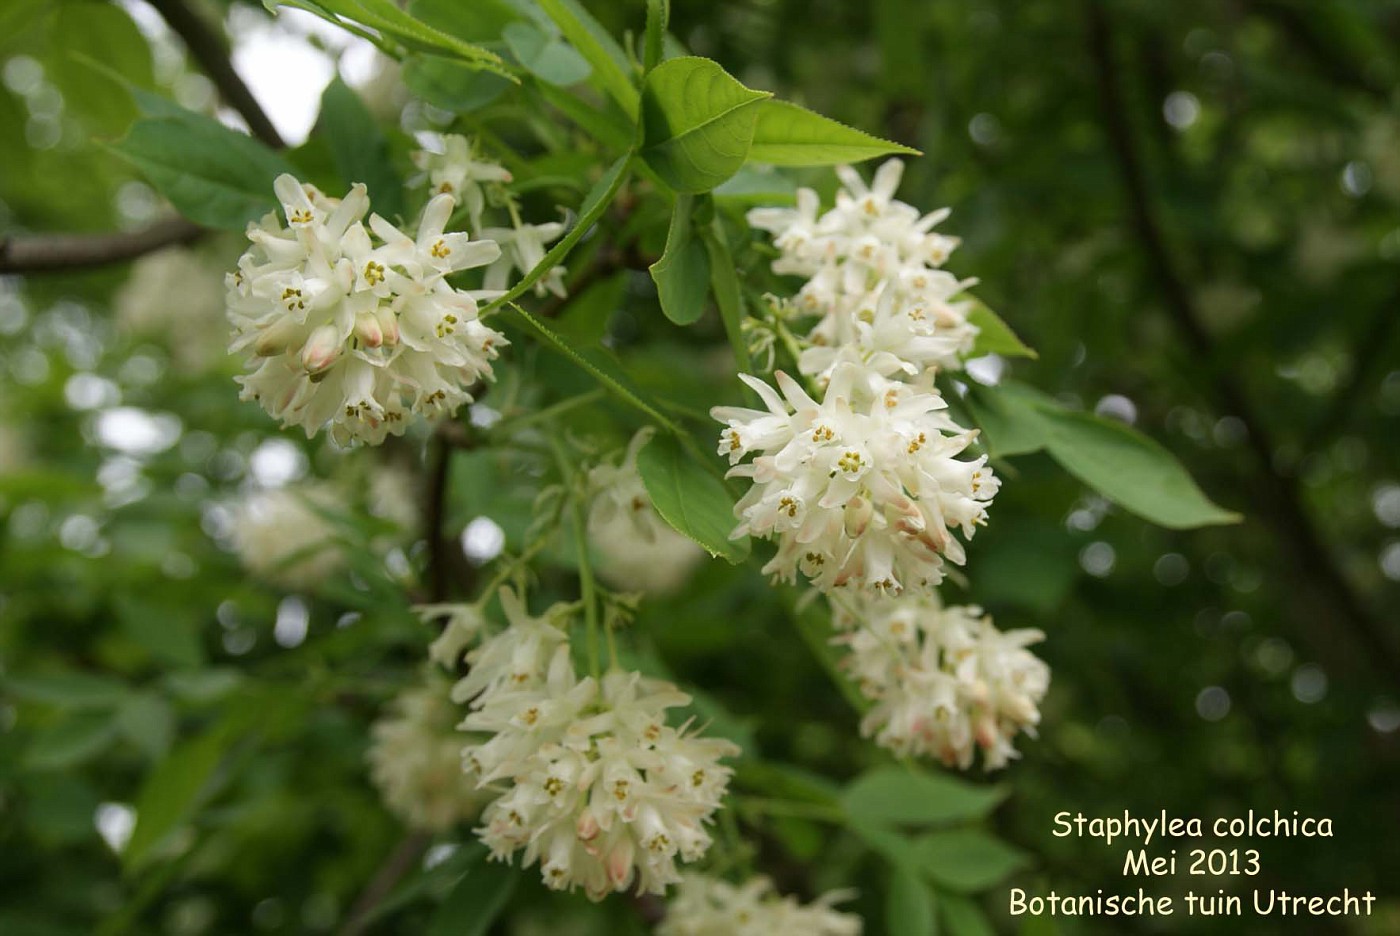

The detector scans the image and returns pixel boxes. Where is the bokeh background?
[1,0,1397,933]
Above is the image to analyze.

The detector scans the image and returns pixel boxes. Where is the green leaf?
[503,21,591,86]
[123,727,231,869]
[962,383,1051,459]
[24,712,119,770]
[914,829,1030,892]
[534,0,638,115]
[114,693,175,762]
[403,55,512,111]
[552,271,625,346]
[637,431,750,563]
[650,193,711,326]
[1038,407,1241,529]
[967,299,1036,359]
[842,766,1006,828]
[408,0,534,42]
[888,863,938,936]
[644,0,669,74]
[641,57,771,193]
[317,77,404,220]
[3,672,129,709]
[49,0,154,136]
[427,850,519,936]
[107,117,297,230]
[940,893,995,936]
[746,100,918,166]
[700,216,754,371]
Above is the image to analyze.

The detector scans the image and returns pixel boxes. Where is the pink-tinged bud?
[974,713,997,749]
[575,809,600,842]
[353,309,384,348]
[606,839,634,888]
[300,324,342,373]
[374,306,400,346]
[254,317,303,357]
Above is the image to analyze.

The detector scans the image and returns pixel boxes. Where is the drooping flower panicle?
[714,363,997,594]
[227,174,507,446]
[659,873,862,936]
[832,592,1049,770]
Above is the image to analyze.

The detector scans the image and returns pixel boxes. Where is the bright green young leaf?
[939,893,996,936]
[124,727,232,869]
[887,863,937,936]
[317,77,404,220]
[967,299,1036,359]
[650,193,711,326]
[746,100,918,166]
[644,0,669,74]
[1038,407,1241,528]
[534,0,637,115]
[503,21,591,86]
[3,672,129,709]
[637,430,750,563]
[641,57,772,193]
[24,712,119,770]
[403,55,512,112]
[914,829,1030,892]
[842,766,1007,828]
[108,116,297,230]
[428,849,519,936]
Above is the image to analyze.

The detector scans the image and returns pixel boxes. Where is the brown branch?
[145,0,286,150]
[0,216,203,274]
[1085,0,1400,686]
[337,831,431,936]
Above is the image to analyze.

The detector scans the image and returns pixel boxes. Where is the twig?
[0,217,202,274]
[1085,0,1400,685]
[337,831,431,936]
[145,0,286,149]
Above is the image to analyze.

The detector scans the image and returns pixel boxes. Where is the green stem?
[547,435,601,677]
[493,389,606,435]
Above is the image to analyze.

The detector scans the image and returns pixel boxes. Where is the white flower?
[368,673,489,831]
[229,483,343,590]
[452,592,739,900]
[747,159,978,378]
[115,247,228,373]
[586,430,706,595]
[713,364,998,594]
[417,602,490,670]
[227,174,507,446]
[660,873,862,936]
[412,134,513,231]
[831,592,1049,770]
[480,220,567,298]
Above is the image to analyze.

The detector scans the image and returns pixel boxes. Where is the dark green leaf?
[700,216,753,371]
[747,100,918,166]
[534,0,637,114]
[3,672,129,709]
[114,692,175,761]
[650,193,711,326]
[962,383,1051,459]
[107,117,297,230]
[1038,407,1241,528]
[403,55,513,111]
[914,829,1030,892]
[428,850,519,936]
[24,712,119,770]
[637,431,749,563]
[641,57,771,193]
[940,893,995,936]
[317,77,404,219]
[887,862,938,936]
[842,766,1006,828]
[124,727,231,869]
[48,0,153,136]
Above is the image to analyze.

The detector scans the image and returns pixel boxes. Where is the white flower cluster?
[116,247,228,373]
[831,593,1049,770]
[587,430,705,595]
[229,483,343,591]
[747,159,977,383]
[435,591,739,899]
[659,873,862,936]
[714,364,997,594]
[368,673,489,832]
[414,134,567,298]
[227,174,506,446]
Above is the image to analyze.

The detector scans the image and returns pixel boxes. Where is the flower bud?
[300,324,342,373]
[254,316,303,357]
[373,306,400,346]
[354,309,384,348]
